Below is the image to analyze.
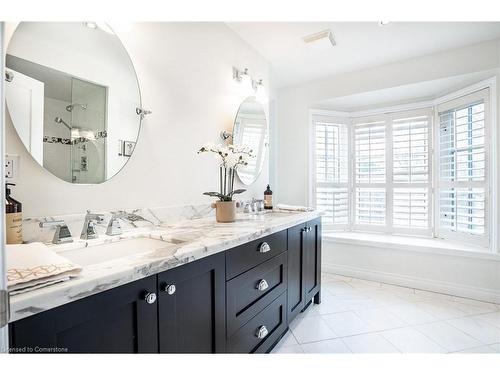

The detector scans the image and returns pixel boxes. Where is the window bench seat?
[323,231,500,261]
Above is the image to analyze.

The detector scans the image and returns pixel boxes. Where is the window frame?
[350,110,433,236]
[308,77,497,252]
[310,113,350,231]
[434,89,491,248]
[351,114,390,233]
[389,109,433,237]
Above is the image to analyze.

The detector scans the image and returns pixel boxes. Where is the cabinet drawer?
[226,292,287,353]
[226,252,287,337]
[226,230,287,280]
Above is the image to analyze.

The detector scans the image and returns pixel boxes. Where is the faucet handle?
[39,219,73,244]
[86,210,105,221]
[39,219,65,228]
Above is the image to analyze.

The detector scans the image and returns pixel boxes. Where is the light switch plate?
[5,154,20,180]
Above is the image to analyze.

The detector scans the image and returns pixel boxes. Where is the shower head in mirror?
[54,117,72,130]
[65,103,88,112]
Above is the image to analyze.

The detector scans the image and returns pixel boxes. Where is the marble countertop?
[9,210,320,323]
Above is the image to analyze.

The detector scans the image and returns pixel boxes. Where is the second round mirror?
[232,97,268,186]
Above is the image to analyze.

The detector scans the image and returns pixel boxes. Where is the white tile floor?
[272,273,500,354]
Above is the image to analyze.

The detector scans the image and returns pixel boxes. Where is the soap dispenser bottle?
[6,183,23,244]
[264,184,273,210]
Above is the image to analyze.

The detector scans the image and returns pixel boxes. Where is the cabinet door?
[303,218,322,304]
[9,276,159,353]
[158,253,226,353]
[287,223,305,323]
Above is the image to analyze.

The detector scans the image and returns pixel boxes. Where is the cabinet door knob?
[144,292,157,304]
[259,242,271,253]
[256,325,269,339]
[257,279,269,291]
[164,284,176,295]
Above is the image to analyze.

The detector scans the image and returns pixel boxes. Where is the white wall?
[276,38,500,303]
[5,22,272,217]
[323,240,500,303]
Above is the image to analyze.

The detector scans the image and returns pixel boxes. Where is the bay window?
[311,84,494,249]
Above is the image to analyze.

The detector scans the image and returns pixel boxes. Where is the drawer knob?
[257,279,269,291]
[256,325,269,339]
[144,292,157,304]
[259,242,271,253]
[164,284,176,295]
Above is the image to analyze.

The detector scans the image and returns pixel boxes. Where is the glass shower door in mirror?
[69,78,106,184]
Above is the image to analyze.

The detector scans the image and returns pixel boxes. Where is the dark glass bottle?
[6,183,23,244]
[264,184,273,210]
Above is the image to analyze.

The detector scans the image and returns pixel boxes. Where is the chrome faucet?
[80,211,105,240]
[243,198,265,213]
[106,212,127,236]
[39,219,73,244]
[106,211,152,236]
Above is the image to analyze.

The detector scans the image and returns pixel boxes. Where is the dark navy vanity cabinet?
[9,218,321,353]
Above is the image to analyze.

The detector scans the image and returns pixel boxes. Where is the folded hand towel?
[275,204,313,212]
[6,242,82,294]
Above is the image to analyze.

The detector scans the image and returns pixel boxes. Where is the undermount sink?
[60,237,180,267]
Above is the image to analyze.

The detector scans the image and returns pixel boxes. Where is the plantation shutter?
[437,89,489,246]
[354,119,386,226]
[392,113,432,231]
[313,116,349,227]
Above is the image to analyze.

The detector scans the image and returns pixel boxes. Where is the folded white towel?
[6,242,82,294]
[275,204,313,212]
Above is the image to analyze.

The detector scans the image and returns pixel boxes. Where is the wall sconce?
[233,67,266,99]
[233,67,252,93]
[255,79,266,102]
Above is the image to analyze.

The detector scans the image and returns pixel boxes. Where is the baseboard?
[323,262,500,305]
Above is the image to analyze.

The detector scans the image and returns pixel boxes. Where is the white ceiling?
[227,22,500,88]
[315,70,498,112]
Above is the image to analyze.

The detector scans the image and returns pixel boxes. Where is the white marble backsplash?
[22,204,215,244]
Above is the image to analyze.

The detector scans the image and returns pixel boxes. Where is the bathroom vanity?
[4,21,308,354]
[8,211,321,353]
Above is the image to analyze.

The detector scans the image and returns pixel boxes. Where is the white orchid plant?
[198,143,254,201]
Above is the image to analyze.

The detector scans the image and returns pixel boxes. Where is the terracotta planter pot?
[214,201,236,223]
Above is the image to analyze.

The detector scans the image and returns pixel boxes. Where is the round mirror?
[232,97,268,186]
[5,22,142,184]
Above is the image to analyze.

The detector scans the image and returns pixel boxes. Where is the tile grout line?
[292,307,499,346]
[326,272,500,309]
[284,273,500,352]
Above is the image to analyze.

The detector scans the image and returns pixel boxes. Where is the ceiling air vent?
[302,29,336,49]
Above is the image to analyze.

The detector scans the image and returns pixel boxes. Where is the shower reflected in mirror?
[5,22,142,184]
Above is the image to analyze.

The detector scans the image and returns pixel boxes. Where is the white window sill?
[323,231,500,261]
